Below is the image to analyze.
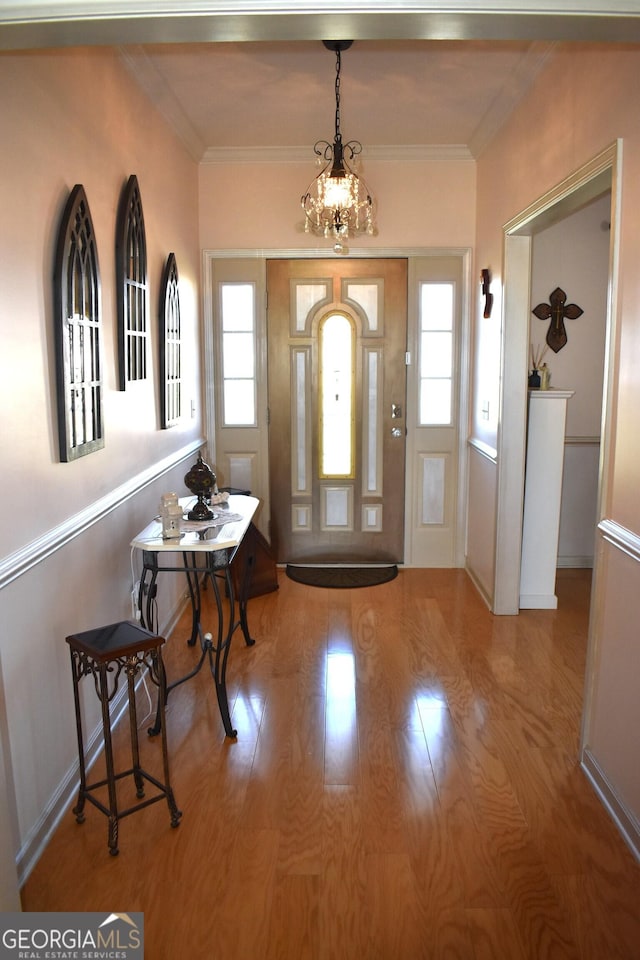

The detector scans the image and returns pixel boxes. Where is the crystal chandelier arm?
[313,140,335,160]
[342,140,363,161]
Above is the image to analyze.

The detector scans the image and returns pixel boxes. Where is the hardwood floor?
[22,569,640,959]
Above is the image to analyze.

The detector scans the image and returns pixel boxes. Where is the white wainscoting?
[581,519,640,862]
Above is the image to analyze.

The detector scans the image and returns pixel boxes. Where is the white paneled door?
[267,258,408,564]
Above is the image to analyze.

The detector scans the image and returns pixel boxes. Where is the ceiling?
[118,38,555,162]
[2,2,640,163]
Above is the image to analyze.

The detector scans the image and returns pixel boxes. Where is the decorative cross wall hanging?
[532,286,583,353]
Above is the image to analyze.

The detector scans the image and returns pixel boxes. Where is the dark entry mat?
[285,564,398,589]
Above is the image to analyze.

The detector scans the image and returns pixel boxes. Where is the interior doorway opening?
[495,142,619,616]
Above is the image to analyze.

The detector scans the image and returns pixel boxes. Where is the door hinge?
[266,406,271,425]
[405,351,411,365]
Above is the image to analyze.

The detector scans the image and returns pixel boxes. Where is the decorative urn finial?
[184,454,216,520]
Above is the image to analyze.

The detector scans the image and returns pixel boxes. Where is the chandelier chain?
[334,50,342,142]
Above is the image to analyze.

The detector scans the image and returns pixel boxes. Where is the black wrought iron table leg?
[183,551,201,647]
[206,565,237,738]
[238,550,256,647]
[139,557,159,634]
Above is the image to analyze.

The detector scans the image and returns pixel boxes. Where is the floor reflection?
[414,691,447,742]
[326,650,357,743]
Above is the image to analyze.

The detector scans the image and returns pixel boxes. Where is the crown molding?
[118,45,206,163]
[200,143,474,165]
[469,40,556,158]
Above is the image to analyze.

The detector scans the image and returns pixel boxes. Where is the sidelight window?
[419,282,454,425]
[220,282,256,426]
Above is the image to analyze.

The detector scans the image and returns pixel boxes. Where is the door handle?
[391,427,403,438]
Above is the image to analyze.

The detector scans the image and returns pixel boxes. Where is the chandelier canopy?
[301,40,375,250]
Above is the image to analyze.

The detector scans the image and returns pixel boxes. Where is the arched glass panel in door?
[319,312,355,479]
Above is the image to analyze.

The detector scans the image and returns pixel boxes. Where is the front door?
[267,258,408,564]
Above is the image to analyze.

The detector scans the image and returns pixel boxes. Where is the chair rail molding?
[598,517,640,563]
[0,439,203,592]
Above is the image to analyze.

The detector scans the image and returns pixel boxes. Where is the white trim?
[118,45,205,162]
[16,684,127,885]
[565,435,600,445]
[203,245,470,261]
[8,2,640,20]
[518,592,557,609]
[0,440,203,592]
[467,436,497,462]
[469,42,556,158]
[581,747,640,864]
[528,388,574,399]
[598,517,640,563]
[201,250,217,467]
[465,561,493,610]
[494,233,531,615]
[455,250,473,568]
[4,2,640,31]
[201,144,474,165]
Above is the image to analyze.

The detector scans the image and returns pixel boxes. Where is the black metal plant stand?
[66,620,182,856]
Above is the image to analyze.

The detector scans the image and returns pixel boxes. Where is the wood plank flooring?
[22,569,640,959]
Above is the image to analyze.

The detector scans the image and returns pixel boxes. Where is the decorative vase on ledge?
[184,454,217,520]
[528,369,541,388]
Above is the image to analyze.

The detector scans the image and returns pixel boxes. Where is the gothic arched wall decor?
[116,174,148,389]
[53,184,104,461]
[159,252,182,428]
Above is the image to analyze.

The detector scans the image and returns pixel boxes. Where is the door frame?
[202,245,472,567]
[495,141,621,613]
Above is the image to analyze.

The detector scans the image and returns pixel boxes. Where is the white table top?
[131,495,259,554]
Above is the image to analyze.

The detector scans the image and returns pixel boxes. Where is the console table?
[131,494,259,738]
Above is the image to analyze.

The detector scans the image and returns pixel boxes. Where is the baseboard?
[519,593,558,609]
[16,683,129,886]
[464,561,493,611]
[581,747,640,864]
[557,555,594,568]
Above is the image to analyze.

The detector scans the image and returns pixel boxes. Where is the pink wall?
[0,46,203,880]
[471,44,640,833]
[0,47,202,555]
[199,158,476,251]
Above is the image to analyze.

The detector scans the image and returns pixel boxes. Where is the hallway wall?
[0,46,203,888]
[199,157,476,251]
[470,44,640,851]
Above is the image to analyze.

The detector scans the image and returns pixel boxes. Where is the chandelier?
[301,40,375,250]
